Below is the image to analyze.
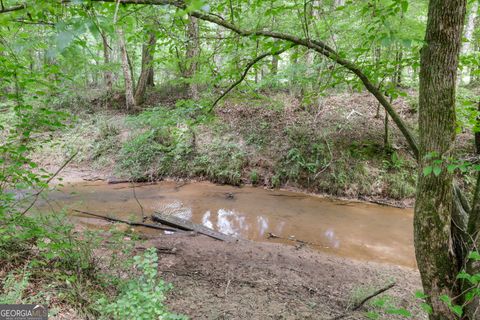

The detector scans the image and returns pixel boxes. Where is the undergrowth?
[0,212,183,319]
[36,92,420,200]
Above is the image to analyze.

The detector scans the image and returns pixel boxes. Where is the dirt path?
[142,233,424,319]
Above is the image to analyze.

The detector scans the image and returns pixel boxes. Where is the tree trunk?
[147,67,154,87]
[117,27,135,110]
[101,31,113,92]
[134,32,157,106]
[271,53,279,76]
[394,46,403,86]
[465,99,480,319]
[460,0,478,85]
[414,1,466,319]
[185,14,200,99]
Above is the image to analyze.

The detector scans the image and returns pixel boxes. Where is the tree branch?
[88,0,419,159]
[209,45,295,112]
[72,209,181,232]
[20,151,78,215]
[331,282,396,320]
[0,3,25,14]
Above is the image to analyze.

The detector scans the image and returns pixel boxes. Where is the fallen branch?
[331,282,396,320]
[267,232,329,249]
[72,209,181,232]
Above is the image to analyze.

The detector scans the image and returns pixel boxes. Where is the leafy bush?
[92,121,120,161]
[117,103,203,180]
[96,248,186,320]
[193,142,247,185]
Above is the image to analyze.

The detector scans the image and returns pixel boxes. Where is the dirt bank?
[34,91,431,208]
[138,233,424,319]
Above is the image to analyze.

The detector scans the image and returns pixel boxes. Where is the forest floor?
[34,87,457,207]
[73,222,425,320]
[147,233,424,319]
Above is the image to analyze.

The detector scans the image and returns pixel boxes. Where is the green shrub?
[92,121,120,162]
[384,171,416,199]
[117,131,164,180]
[193,142,246,185]
[250,170,259,185]
[96,248,186,320]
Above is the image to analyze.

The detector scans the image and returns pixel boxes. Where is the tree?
[460,0,478,85]
[184,14,200,99]
[134,31,157,105]
[414,1,467,319]
[117,26,135,109]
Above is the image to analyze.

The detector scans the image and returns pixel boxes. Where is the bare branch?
[88,0,419,159]
[210,45,295,111]
[0,3,25,14]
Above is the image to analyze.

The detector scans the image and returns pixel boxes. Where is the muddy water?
[41,181,415,268]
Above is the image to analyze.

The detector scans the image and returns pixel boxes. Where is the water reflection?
[202,211,213,229]
[197,209,286,240]
[257,216,269,237]
[200,209,251,237]
[40,181,416,267]
[324,228,340,249]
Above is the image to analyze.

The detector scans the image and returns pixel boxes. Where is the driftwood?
[72,209,181,232]
[267,232,329,249]
[107,178,131,184]
[152,212,234,242]
[330,282,396,320]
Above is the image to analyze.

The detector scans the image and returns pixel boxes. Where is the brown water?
[40,181,415,268]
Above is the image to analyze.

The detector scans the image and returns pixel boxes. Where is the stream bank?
[37,180,425,319]
[33,91,436,207]
[92,229,425,319]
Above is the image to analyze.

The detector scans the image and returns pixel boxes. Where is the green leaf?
[433,166,441,176]
[415,291,428,299]
[447,164,457,173]
[465,291,475,302]
[452,305,463,317]
[440,294,451,305]
[423,166,433,176]
[468,251,480,261]
[386,308,412,317]
[420,303,433,314]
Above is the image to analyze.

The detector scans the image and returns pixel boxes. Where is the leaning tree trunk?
[134,32,157,106]
[414,0,466,319]
[185,14,200,100]
[117,27,135,110]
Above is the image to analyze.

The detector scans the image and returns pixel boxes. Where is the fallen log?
[72,209,181,232]
[107,178,131,184]
[152,212,234,242]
